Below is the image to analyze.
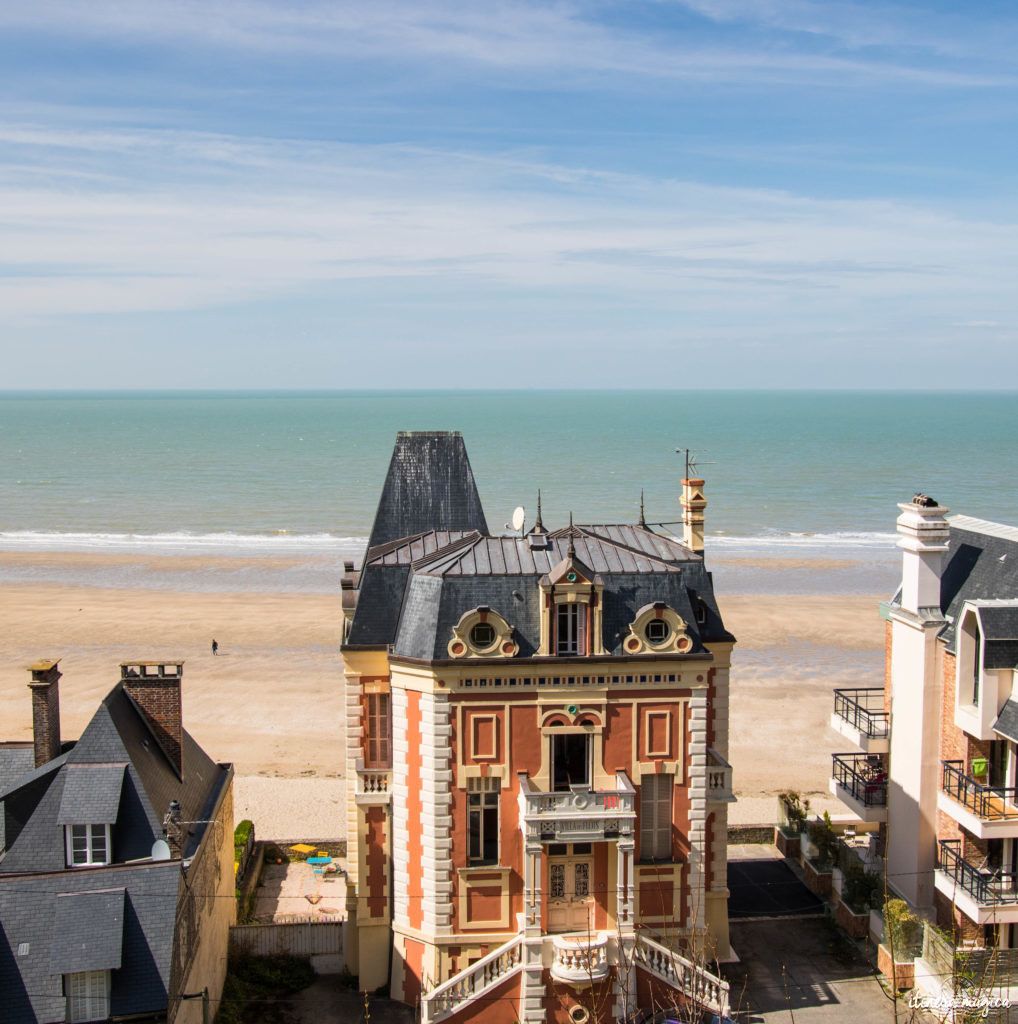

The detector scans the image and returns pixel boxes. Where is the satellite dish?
[151,838,171,861]
[511,506,526,532]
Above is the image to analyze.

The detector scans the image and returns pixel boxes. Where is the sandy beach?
[0,553,887,837]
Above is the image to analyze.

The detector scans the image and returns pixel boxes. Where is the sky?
[1,0,1016,389]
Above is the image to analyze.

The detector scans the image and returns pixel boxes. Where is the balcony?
[829,753,887,823]
[830,688,889,753]
[935,839,1018,925]
[706,748,735,803]
[518,772,636,843]
[354,768,392,805]
[938,761,1018,839]
[550,933,610,984]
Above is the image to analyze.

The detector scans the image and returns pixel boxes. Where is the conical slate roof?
[366,431,488,550]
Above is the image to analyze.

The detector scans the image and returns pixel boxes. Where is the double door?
[547,843,593,933]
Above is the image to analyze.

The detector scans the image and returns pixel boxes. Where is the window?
[365,693,391,769]
[67,970,109,1022]
[640,775,672,862]
[552,733,591,791]
[645,618,669,644]
[556,603,587,656]
[973,631,982,707]
[65,825,110,867]
[468,780,500,864]
[470,622,496,649]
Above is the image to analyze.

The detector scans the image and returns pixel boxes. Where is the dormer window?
[65,824,111,867]
[556,603,586,656]
[470,622,496,649]
[645,618,669,644]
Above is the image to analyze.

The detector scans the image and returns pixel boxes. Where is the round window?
[470,622,496,649]
[645,618,670,644]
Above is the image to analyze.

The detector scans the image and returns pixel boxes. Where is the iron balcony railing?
[832,688,889,740]
[942,760,1018,821]
[831,753,887,807]
[938,839,1018,907]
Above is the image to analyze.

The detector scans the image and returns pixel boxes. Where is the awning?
[49,889,125,975]
[57,763,126,825]
[993,699,1018,744]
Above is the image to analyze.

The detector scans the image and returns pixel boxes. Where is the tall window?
[67,970,109,1022]
[65,824,110,867]
[640,775,672,862]
[973,631,982,708]
[365,693,391,769]
[468,779,500,864]
[556,603,587,656]
[552,733,591,791]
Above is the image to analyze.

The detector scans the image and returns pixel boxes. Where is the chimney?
[163,799,184,858]
[27,659,62,767]
[681,478,707,554]
[121,662,184,777]
[897,494,950,617]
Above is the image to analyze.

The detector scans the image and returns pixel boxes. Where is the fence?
[229,919,344,961]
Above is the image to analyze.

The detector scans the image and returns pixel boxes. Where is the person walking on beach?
[211,639,219,656]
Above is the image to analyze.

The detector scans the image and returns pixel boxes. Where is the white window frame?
[65,824,111,867]
[66,969,110,1022]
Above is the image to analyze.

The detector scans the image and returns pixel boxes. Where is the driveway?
[725,917,893,1022]
[727,846,825,919]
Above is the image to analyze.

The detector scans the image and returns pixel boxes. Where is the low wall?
[230,919,345,961]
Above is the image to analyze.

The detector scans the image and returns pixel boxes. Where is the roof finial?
[534,489,545,533]
[567,511,576,559]
[638,489,646,528]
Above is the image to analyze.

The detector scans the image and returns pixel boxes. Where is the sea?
[1,390,1015,597]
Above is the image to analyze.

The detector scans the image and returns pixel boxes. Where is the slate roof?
[50,888,125,973]
[56,763,126,825]
[346,433,735,663]
[0,676,230,1024]
[366,432,488,550]
[937,515,1018,645]
[0,863,179,1023]
[994,698,1018,745]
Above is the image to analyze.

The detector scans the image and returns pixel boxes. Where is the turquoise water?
[1,390,1014,593]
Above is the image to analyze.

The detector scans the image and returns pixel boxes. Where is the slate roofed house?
[341,431,735,1024]
[0,660,234,1024]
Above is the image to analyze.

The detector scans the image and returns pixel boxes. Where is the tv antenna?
[675,448,715,478]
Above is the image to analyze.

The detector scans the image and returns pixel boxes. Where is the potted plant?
[777,792,809,857]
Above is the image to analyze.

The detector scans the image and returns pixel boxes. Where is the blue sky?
[1,0,1016,388]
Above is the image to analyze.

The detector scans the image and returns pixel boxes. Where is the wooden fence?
[229,919,344,961]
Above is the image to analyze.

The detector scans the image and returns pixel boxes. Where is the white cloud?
[0,1,1013,89]
[0,122,1015,322]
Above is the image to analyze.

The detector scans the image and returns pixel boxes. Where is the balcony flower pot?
[775,826,800,859]
[971,757,988,779]
[877,943,915,991]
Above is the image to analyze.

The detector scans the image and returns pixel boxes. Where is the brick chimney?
[681,478,707,554]
[121,662,184,777]
[27,659,62,767]
[896,494,950,617]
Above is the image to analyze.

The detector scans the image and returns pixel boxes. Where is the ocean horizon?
[2,389,1014,595]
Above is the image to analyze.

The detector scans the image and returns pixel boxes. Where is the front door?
[547,843,594,933]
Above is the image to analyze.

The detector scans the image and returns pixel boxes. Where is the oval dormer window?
[470,622,496,649]
[645,618,670,644]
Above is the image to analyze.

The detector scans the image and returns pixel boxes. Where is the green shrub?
[807,812,838,867]
[843,868,883,912]
[884,898,923,959]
